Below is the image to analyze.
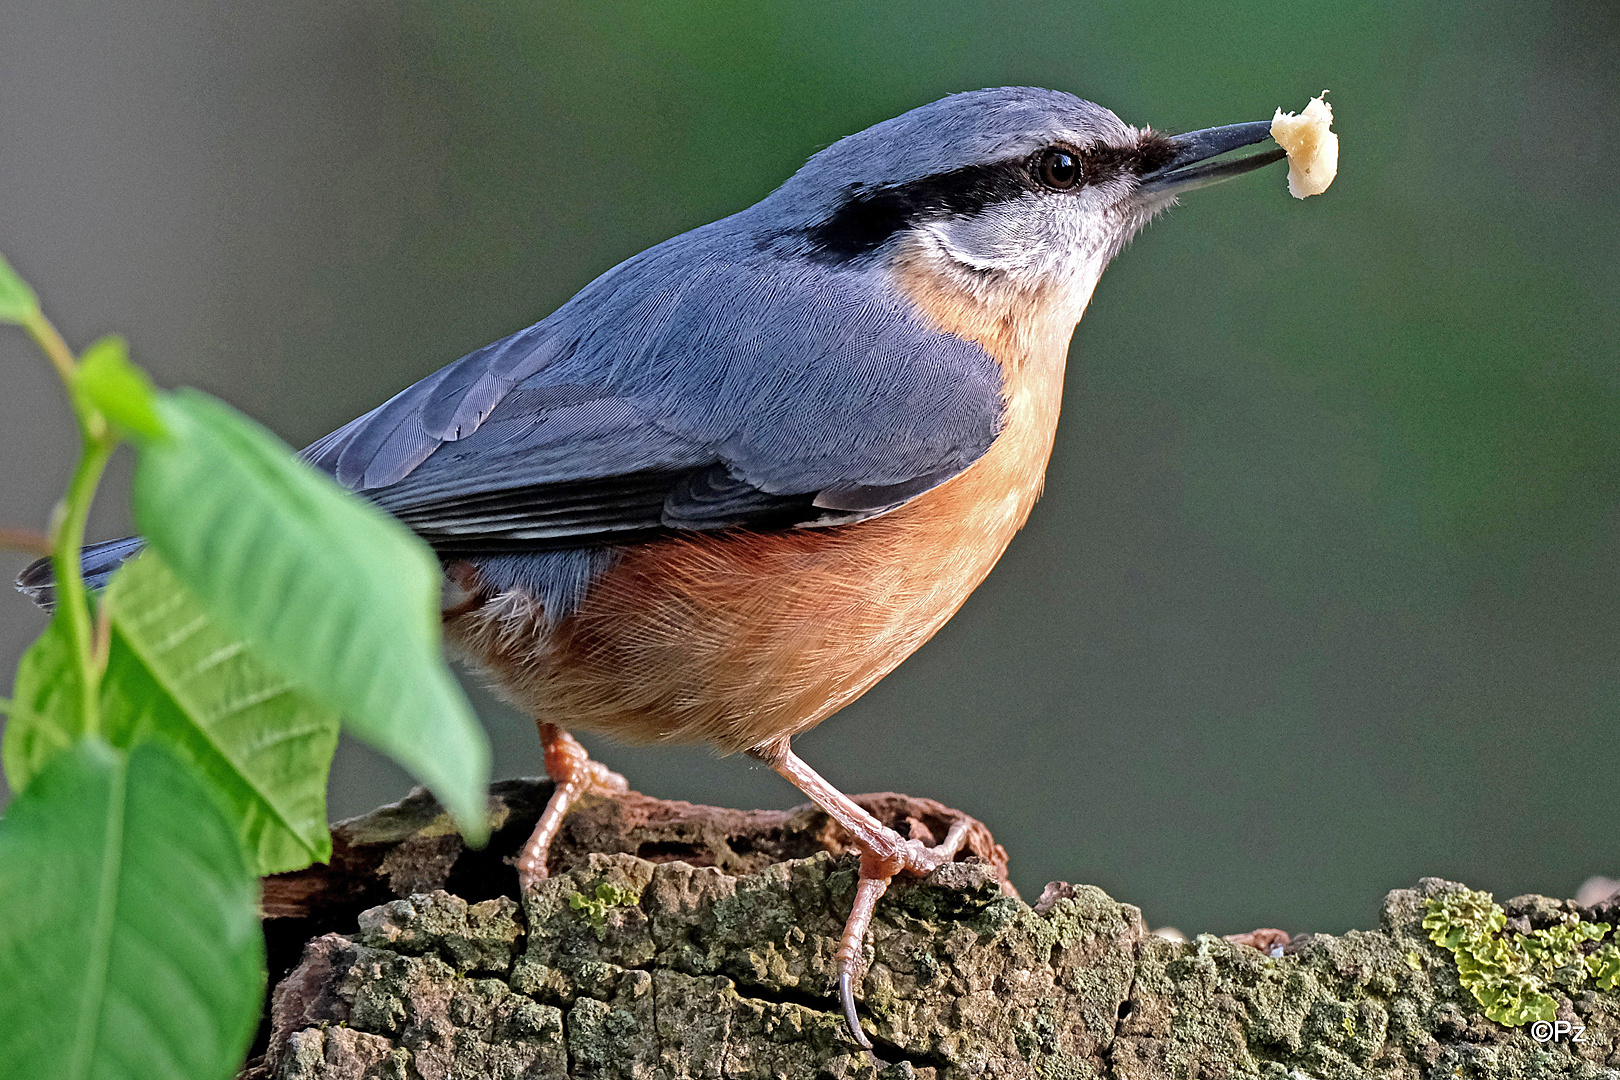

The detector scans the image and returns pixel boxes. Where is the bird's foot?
[515,724,628,892]
[748,739,978,1048]
[834,816,971,1049]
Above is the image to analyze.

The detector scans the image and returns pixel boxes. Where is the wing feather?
[301,218,1005,553]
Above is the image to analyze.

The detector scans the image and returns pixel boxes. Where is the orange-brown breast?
[447,246,1076,754]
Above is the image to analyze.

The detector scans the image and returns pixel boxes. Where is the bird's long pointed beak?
[1139,120,1286,195]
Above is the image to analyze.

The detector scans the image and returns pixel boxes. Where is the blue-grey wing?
[302,223,1005,551]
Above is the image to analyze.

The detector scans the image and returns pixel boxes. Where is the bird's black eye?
[1036,147,1080,190]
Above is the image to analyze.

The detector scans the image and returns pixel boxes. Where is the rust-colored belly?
[446,353,1064,755]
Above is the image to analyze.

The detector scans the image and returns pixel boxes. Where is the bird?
[20,87,1288,1048]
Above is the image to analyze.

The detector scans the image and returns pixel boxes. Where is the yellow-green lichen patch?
[1591,944,1620,990]
[569,881,643,940]
[1422,887,1614,1025]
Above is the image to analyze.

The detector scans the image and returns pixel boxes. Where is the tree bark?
[243,779,1620,1080]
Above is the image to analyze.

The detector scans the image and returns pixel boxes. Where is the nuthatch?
[23,87,1289,1048]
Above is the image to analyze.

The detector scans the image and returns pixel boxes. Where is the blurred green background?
[3,1,1616,935]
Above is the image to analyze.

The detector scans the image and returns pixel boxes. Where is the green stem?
[23,307,78,389]
[52,435,115,736]
[23,303,118,736]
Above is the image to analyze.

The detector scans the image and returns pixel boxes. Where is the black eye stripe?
[803,133,1180,263]
[805,160,1032,261]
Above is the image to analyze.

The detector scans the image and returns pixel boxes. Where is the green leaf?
[0,739,263,1080]
[2,608,87,792]
[75,336,167,439]
[102,553,341,875]
[133,389,490,841]
[0,251,40,325]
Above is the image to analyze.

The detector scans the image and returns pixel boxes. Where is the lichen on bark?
[246,780,1620,1080]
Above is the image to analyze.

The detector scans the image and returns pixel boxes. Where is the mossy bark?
[244,780,1620,1080]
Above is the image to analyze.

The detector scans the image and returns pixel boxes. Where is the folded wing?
[302,222,1006,554]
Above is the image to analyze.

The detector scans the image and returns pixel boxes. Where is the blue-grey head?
[758,87,1282,337]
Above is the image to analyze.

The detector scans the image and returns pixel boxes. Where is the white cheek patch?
[926,206,1031,272]
[926,194,1114,284]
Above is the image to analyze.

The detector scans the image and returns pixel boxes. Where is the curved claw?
[838,968,872,1049]
[833,863,894,1049]
[748,745,977,1052]
[936,817,971,862]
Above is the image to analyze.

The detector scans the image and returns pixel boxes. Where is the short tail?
[15,535,147,612]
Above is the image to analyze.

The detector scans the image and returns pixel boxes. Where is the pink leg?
[750,739,970,1049]
[515,723,629,890]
